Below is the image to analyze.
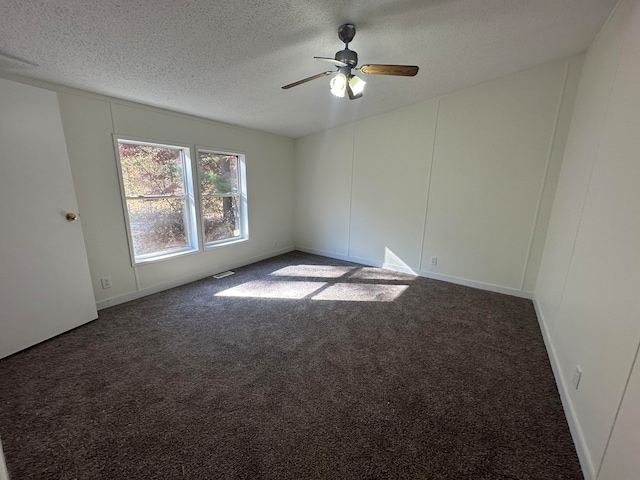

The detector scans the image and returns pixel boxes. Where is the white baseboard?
[532,296,595,480]
[96,246,295,310]
[296,247,534,299]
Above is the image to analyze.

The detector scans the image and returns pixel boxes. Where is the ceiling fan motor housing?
[336,48,357,67]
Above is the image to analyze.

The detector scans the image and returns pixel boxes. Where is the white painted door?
[0,78,97,359]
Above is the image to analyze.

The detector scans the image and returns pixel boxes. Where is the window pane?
[198,152,238,195]
[127,198,188,256]
[202,196,240,243]
[119,143,184,196]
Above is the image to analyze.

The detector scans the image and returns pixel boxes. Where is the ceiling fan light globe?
[330,73,347,97]
[349,75,366,95]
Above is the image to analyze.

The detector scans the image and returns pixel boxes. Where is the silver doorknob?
[65,212,78,221]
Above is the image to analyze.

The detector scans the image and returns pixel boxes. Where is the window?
[116,140,198,263]
[197,149,246,246]
[115,138,247,265]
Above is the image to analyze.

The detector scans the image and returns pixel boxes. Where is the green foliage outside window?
[119,143,188,256]
[198,152,240,244]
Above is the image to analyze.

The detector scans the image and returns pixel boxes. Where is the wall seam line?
[346,124,356,258]
[418,98,440,270]
[519,60,570,292]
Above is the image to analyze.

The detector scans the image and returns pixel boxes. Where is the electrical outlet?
[100,277,112,289]
[430,256,437,266]
[572,366,582,390]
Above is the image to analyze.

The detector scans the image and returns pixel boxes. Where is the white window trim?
[113,136,199,266]
[113,137,249,266]
[196,147,249,249]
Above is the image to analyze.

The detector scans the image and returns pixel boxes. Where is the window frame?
[196,147,249,249]
[113,137,249,267]
[113,136,200,266]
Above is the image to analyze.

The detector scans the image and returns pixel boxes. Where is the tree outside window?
[198,151,242,245]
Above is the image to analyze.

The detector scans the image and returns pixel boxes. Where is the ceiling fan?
[282,23,419,99]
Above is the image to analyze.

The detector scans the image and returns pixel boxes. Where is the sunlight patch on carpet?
[348,267,415,281]
[270,265,355,278]
[216,280,326,299]
[311,283,408,302]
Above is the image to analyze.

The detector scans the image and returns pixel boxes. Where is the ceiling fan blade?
[282,71,333,89]
[359,64,419,76]
[314,56,348,67]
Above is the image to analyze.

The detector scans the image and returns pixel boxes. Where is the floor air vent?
[213,271,235,279]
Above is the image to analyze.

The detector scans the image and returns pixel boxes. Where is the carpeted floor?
[0,252,582,479]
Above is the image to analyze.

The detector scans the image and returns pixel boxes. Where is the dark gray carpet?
[0,252,582,479]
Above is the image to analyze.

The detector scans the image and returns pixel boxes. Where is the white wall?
[0,440,7,480]
[350,102,437,270]
[294,124,354,257]
[598,352,640,479]
[295,57,582,297]
[534,0,640,478]
[55,90,295,308]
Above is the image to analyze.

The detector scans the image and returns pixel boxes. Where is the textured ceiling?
[0,0,618,138]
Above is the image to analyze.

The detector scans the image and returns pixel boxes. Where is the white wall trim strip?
[519,60,571,291]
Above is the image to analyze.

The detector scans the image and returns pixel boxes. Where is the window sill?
[204,237,249,250]
[133,247,199,266]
